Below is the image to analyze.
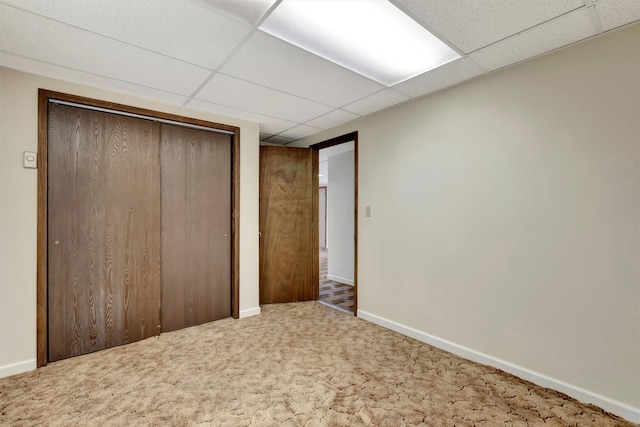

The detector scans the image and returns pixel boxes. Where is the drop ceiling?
[1,0,638,145]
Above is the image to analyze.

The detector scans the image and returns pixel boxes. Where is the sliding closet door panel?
[47,104,161,362]
[160,125,231,332]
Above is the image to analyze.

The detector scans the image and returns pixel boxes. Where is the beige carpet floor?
[0,302,634,426]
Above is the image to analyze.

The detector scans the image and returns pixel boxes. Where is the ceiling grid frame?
[0,0,638,144]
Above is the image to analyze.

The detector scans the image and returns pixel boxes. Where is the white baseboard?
[239,306,261,319]
[357,310,640,424]
[0,359,36,379]
[326,274,354,286]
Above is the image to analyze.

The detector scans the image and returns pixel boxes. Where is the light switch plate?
[366,205,371,217]
[24,151,37,168]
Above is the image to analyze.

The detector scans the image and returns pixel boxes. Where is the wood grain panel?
[160,124,231,333]
[259,146,315,304]
[38,90,241,365]
[47,104,161,361]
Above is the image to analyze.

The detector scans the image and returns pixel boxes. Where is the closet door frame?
[36,89,241,367]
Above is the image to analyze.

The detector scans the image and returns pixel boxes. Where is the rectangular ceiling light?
[259,0,460,86]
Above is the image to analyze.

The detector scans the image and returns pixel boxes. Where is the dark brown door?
[47,104,162,362]
[259,146,318,304]
[160,124,231,332]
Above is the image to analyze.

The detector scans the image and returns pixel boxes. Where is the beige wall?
[0,68,261,375]
[294,24,640,415]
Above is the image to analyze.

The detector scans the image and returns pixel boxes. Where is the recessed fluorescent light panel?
[260,0,460,86]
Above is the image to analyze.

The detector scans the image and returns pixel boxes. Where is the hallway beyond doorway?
[319,248,354,313]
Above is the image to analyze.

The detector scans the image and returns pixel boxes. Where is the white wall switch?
[366,206,371,217]
[24,152,37,169]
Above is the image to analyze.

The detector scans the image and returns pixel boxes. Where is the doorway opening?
[311,132,358,315]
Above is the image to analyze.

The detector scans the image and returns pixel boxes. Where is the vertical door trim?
[310,131,358,315]
[37,89,242,367]
[312,149,320,300]
[36,91,49,367]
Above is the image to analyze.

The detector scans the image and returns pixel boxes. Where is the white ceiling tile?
[264,135,297,145]
[0,51,188,106]
[186,98,258,119]
[0,0,625,131]
[595,0,640,31]
[220,31,384,107]
[193,0,276,26]
[394,0,585,53]
[0,4,211,95]
[394,57,484,98]
[259,120,299,137]
[306,109,360,129]
[469,9,596,72]
[343,89,410,116]
[194,74,333,123]
[0,0,251,69]
[278,125,323,140]
[186,98,296,134]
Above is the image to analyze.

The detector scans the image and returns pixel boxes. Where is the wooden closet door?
[48,104,161,362]
[160,124,231,332]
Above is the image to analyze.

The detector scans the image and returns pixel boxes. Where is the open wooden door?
[259,146,318,304]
